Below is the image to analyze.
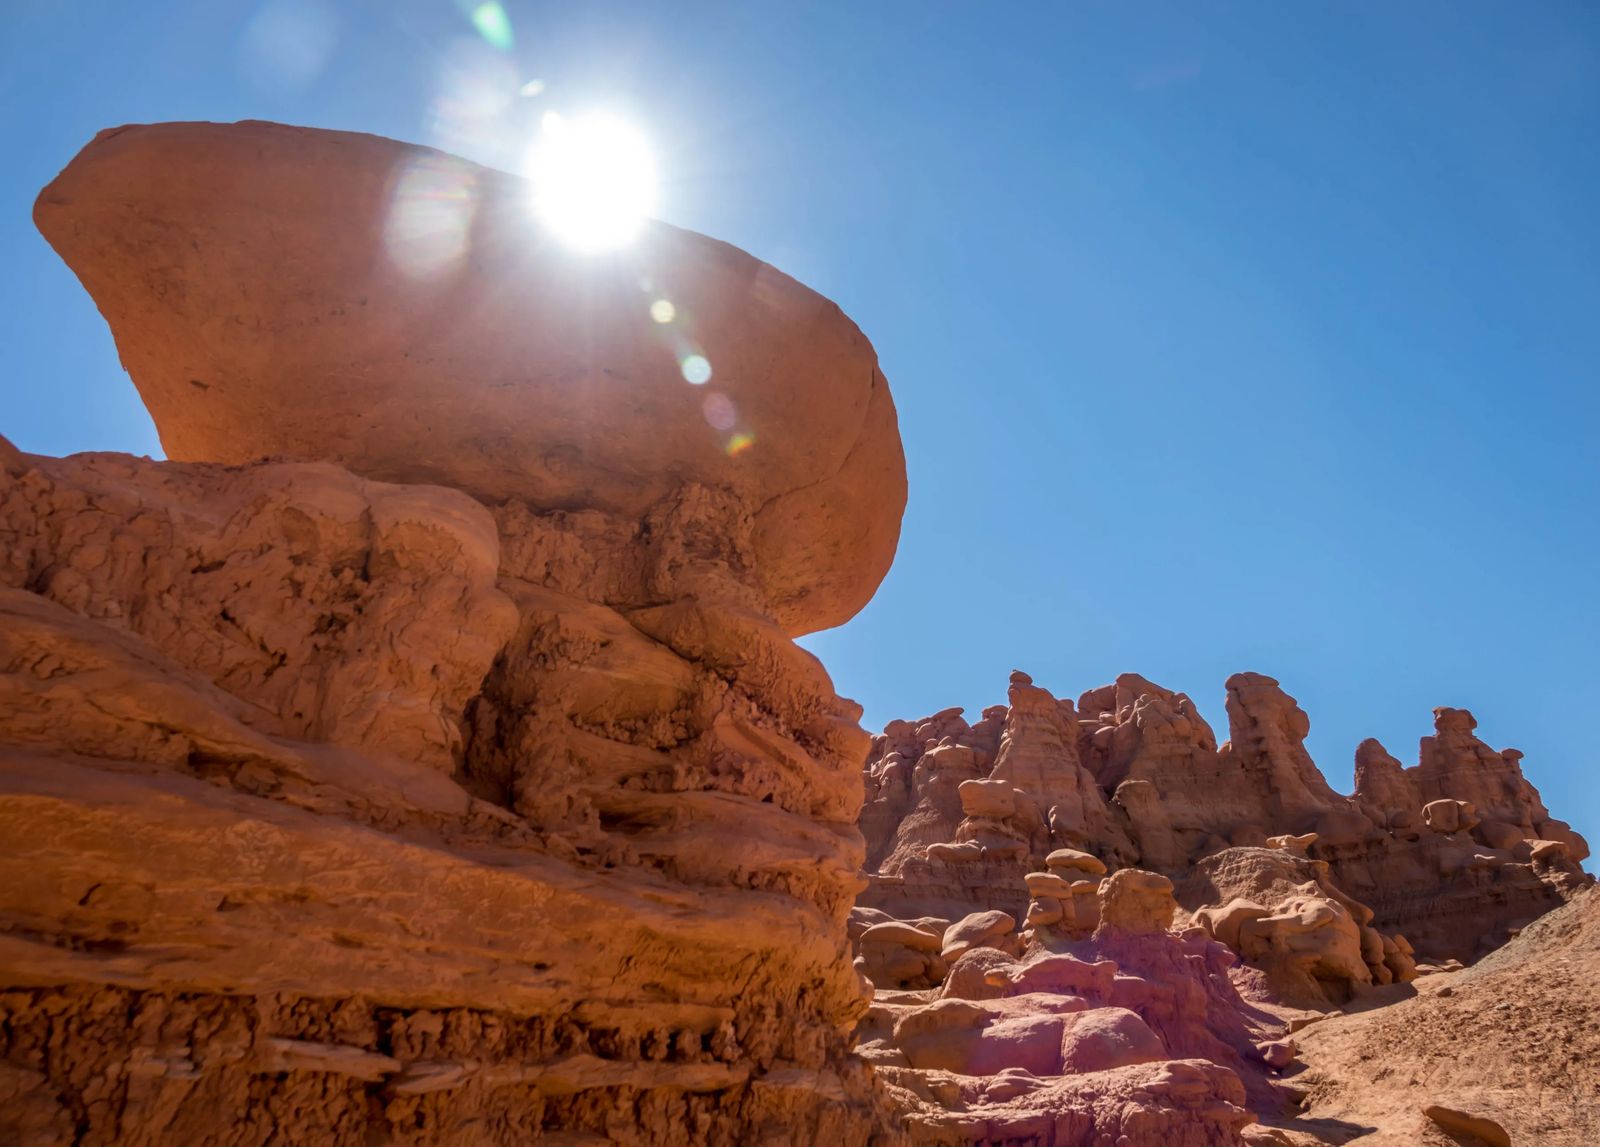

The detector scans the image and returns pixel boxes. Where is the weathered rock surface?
[2,120,907,1145]
[862,670,1590,963]
[854,670,1592,1142]
[34,119,905,636]
[853,865,1282,1143]
[7,117,1597,1147]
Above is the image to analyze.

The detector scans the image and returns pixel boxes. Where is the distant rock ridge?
[860,669,1589,961]
[850,671,1591,1143]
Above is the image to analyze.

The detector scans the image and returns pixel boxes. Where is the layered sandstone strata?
[1,121,906,1146]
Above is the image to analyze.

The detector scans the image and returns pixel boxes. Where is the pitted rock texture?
[2,120,906,1146]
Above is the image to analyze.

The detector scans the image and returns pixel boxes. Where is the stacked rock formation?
[4,118,1595,1147]
[854,668,1592,1142]
[861,670,1590,963]
[849,864,1317,1143]
[0,121,906,1146]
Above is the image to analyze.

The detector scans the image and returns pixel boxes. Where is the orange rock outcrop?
[854,669,1592,1142]
[3,118,1595,1147]
[2,121,906,1146]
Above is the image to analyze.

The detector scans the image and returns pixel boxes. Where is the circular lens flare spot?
[650,299,676,324]
[526,112,657,252]
[383,155,479,281]
[702,393,736,430]
[681,354,712,385]
[725,431,756,456]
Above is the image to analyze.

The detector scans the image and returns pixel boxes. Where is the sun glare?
[526,112,657,252]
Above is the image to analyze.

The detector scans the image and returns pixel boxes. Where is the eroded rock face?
[861,671,1590,964]
[1,121,907,1146]
[850,863,1273,1144]
[852,670,1591,1141]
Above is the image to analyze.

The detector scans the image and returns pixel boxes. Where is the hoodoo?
[3,121,905,1145]
[853,670,1592,1142]
[2,120,1594,1147]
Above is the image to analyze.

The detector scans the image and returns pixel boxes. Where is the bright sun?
[526,112,657,252]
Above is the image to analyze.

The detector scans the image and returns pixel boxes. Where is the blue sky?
[3,1,1596,848]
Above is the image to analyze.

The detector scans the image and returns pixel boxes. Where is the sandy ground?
[1263,885,1599,1145]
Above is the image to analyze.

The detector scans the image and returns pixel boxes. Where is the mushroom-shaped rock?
[1045,848,1108,877]
[33,120,906,636]
[1095,869,1177,936]
[1023,871,1075,898]
[957,777,1016,818]
[941,910,1016,961]
[1423,799,1478,835]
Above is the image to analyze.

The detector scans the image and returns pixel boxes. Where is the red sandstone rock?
[33,120,905,637]
[854,670,1592,1142]
[864,671,1591,963]
[7,117,1598,1147]
[1094,870,1176,937]
[2,119,909,1145]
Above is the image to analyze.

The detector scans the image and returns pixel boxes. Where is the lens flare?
[702,393,736,430]
[464,1,514,51]
[725,432,756,456]
[383,155,479,281]
[680,354,712,385]
[650,299,676,324]
[526,112,657,252]
[238,0,339,94]
[424,37,520,166]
